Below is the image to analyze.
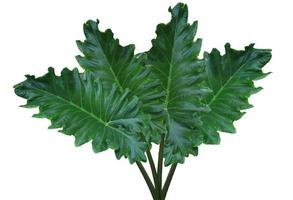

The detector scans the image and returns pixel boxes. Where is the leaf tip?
[169,2,188,21]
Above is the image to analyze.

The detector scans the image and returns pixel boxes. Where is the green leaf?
[76,20,164,141]
[147,3,210,165]
[201,44,272,144]
[14,67,148,163]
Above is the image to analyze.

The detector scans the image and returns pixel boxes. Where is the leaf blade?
[76,19,165,141]
[14,68,148,163]
[202,43,272,144]
[147,3,210,165]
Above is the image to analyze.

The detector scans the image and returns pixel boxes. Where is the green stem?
[157,135,165,199]
[162,163,177,199]
[147,150,160,198]
[136,162,157,200]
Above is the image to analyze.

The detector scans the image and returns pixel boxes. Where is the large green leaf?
[201,44,272,144]
[14,68,149,163]
[76,20,164,140]
[147,3,210,165]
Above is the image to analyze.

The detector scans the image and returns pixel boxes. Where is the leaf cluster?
[14,3,271,166]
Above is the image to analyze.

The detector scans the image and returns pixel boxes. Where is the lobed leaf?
[14,68,149,163]
[14,2,272,167]
[76,20,165,142]
[201,44,272,144]
[147,3,211,165]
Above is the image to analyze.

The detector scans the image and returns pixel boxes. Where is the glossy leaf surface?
[147,3,210,165]
[76,20,164,139]
[14,68,148,163]
[201,44,272,144]
[14,3,272,168]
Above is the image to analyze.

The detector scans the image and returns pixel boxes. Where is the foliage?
[14,3,271,200]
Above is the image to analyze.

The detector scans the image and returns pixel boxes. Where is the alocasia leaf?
[76,20,164,141]
[201,44,272,144]
[14,68,149,163]
[147,3,210,165]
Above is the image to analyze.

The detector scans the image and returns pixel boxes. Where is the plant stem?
[136,161,157,200]
[157,135,165,199]
[147,150,160,198]
[162,163,177,199]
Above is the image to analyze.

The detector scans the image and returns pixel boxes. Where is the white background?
[0,0,292,199]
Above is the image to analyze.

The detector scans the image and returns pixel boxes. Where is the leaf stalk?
[157,135,165,199]
[136,161,157,200]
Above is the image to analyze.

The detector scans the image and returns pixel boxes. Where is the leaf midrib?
[207,52,251,107]
[164,19,178,118]
[33,87,133,140]
[93,34,124,92]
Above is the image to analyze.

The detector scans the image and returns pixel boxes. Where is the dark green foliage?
[201,44,271,144]
[76,20,165,142]
[14,3,271,200]
[147,4,211,165]
[15,68,149,163]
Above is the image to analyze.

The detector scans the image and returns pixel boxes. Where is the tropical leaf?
[14,67,149,163]
[13,3,273,199]
[201,43,272,144]
[76,20,164,141]
[147,3,211,165]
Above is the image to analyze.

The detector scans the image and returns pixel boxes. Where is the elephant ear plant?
[14,3,272,200]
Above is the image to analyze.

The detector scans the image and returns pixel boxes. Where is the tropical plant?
[14,3,271,200]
